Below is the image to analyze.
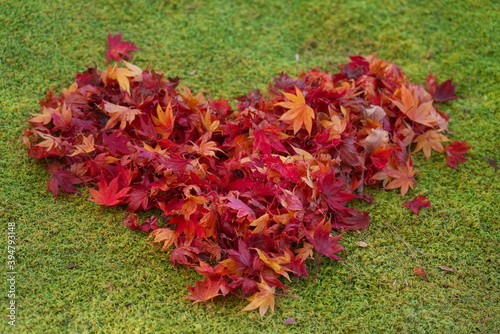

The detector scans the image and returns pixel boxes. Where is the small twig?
[384,221,419,263]
[205,302,215,317]
[466,233,500,244]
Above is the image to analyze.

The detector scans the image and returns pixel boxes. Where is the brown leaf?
[355,241,368,247]
[438,265,455,272]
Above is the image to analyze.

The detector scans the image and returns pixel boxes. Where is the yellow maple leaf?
[101,64,135,93]
[69,134,95,156]
[241,280,276,318]
[276,86,315,134]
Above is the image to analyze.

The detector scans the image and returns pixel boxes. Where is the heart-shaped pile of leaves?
[23,34,470,317]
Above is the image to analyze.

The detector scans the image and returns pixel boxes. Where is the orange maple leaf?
[392,85,440,127]
[241,279,276,318]
[102,102,142,130]
[149,228,178,250]
[384,159,417,197]
[152,103,175,139]
[412,129,449,159]
[276,86,315,135]
[183,277,222,304]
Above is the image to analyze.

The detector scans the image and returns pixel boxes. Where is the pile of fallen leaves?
[23,34,470,317]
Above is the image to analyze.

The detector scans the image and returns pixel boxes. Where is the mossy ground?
[1,0,499,333]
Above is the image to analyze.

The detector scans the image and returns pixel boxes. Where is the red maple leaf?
[252,126,289,155]
[106,33,140,62]
[87,176,131,206]
[46,164,83,198]
[318,173,357,212]
[403,195,431,215]
[445,141,471,168]
[183,277,222,304]
[304,220,344,260]
[427,74,460,102]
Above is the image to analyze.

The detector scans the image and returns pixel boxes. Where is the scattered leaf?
[413,268,428,276]
[355,241,368,247]
[403,195,431,215]
[107,33,140,62]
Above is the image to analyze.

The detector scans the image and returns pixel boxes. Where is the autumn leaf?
[384,159,417,197]
[252,126,289,154]
[414,268,428,276]
[46,164,83,198]
[152,103,175,139]
[303,220,344,260]
[88,176,131,206]
[101,64,135,93]
[28,107,52,125]
[149,228,178,250]
[412,129,449,159]
[224,197,256,221]
[403,195,431,215]
[254,248,293,281]
[445,141,471,168]
[107,33,140,62]
[392,85,440,127]
[183,277,222,304]
[69,134,96,156]
[102,101,142,130]
[276,86,315,134]
[427,74,460,102]
[241,279,276,318]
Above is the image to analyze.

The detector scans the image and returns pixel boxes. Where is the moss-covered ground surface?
[1,0,499,332]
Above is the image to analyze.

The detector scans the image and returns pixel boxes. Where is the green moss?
[1,0,499,332]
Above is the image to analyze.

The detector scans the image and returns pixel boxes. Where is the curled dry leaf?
[355,241,368,247]
[438,265,455,272]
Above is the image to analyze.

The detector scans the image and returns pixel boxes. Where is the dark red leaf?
[446,141,471,168]
[403,195,431,215]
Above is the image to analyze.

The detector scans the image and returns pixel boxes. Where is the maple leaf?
[403,195,431,215]
[149,228,178,251]
[241,279,276,318]
[101,64,135,93]
[252,126,289,155]
[28,107,52,125]
[392,85,440,127]
[254,248,293,281]
[276,86,315,134]
[445,141,471,168]
[152,103,175,139]
[87,176,131,206]
[318,173,357,212]
[107,33,140,62]
[224,197,256,221]
[183,277,222,304]
[102,102,142,130]
[384,159,417,197]
[303,220,344,260]
[69,134,96,157]
[412,129,449,159]
[46,164,83,198]
[226,239,263,272]
[427,74,460,102]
